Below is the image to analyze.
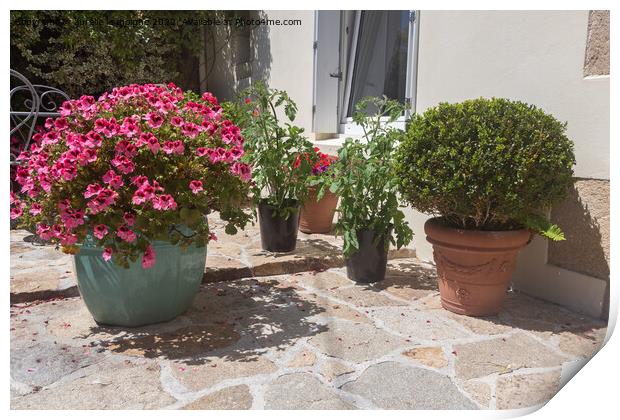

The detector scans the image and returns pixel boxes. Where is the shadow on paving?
[77,278,328,365]
[362,261,606,336]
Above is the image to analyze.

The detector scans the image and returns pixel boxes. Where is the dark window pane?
[347,11,409,116]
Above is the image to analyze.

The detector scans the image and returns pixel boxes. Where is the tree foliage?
[10,10,233,97]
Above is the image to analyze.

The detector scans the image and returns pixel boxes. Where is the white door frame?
[339,10,419,135]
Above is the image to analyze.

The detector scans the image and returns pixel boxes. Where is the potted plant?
[11,83,252,327]
[330,97,413,283]
[299,147,339,234]
[227,82,316,252]
[394,98,575,316]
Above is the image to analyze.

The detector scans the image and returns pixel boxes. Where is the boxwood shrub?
[394,98,575,239]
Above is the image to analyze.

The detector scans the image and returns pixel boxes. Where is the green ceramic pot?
[74,240,207,327]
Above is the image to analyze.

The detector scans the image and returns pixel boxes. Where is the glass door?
[341,10,417,135]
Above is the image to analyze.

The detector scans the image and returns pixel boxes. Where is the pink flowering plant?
[11,83,252,268]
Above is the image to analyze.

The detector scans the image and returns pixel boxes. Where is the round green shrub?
[394,98,575,237]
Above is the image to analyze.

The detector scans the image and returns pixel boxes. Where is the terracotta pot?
[424,217,531,316]
[299,187,338,234]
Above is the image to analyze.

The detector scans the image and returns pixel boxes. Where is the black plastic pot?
[258,200,300,252]
[345,229,390,283]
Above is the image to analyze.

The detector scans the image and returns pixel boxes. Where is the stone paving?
[10,222,608,410]
[10,214,414,304]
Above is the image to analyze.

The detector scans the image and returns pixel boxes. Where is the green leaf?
[523,213,565,241]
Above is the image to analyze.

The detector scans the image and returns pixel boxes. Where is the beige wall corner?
[548,179,610,279]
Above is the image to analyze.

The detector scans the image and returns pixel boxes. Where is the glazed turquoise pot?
[74,240,207,327]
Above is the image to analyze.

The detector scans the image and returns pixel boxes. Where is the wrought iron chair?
[10,69,70,165]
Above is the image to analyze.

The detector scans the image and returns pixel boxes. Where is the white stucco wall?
[410,10,609,317]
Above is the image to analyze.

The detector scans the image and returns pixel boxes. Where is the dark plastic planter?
[346,228,390,283]
[258,199,300,252]
[74,239,207,327]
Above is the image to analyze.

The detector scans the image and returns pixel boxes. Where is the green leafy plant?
[330,96,413,257]
[224,81,316,218]
[394,97,575,240]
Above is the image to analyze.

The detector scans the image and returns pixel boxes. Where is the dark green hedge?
[394,98,575,235]
[10,10,234,97]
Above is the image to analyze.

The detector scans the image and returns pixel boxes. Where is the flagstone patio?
[10,220,607,410]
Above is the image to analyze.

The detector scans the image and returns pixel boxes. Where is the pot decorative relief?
[424,217,531,316]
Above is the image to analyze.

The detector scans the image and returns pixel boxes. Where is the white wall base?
[512,235,607,319]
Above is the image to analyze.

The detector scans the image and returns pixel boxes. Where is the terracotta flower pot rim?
[424,217,531,252]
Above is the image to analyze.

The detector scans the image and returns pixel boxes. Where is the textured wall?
[548,179,610,280]
[584,11,610,76]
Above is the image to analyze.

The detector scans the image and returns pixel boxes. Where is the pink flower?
[132,189,148,205]
[38,174,52,193]
[60,233,78,246]
[142,244,156,269]
[131,175,148,186]
[78,149,98,165]
[54,117,69,131]
[189,180,203,194]
[231,162,252,182]
[94,118,108,133]
[182,122,200,138]
[111,155,135,174]
[162,141,175,155]
[86,189,119,214]
[162,140,184,155]
[196,147,209,157]
[132,182,156,205]
[93,224,109,240]
[170,116,184,127]
[145,112,164,128]
[51,224,63,238]
[29,203,42,215]
[117,225,137,243]
[229,146,244,161]
[123,212,136,226]
[86,132,103,148]
[146,136,160,154]
[60,208,85,229]
[152,194,177,211]
[102,247,113,261]
[84,183,103,198]
[36,223,53,241]
[10,203,24,219]
[120,119,140,138]
[172,140,184,154]
[202,92,219,105]
[59,101,74,117]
